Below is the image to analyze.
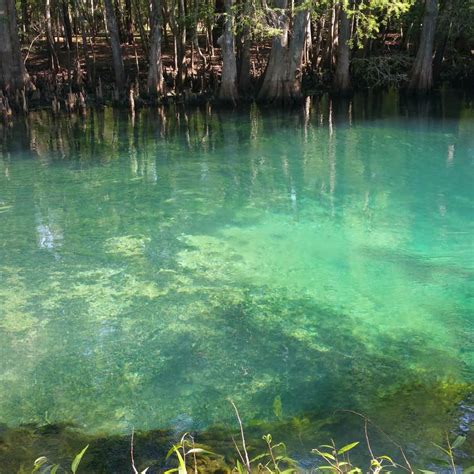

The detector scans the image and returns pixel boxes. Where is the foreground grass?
[28,404,472,474]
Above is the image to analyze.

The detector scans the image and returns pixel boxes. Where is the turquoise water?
[0,95,473,463]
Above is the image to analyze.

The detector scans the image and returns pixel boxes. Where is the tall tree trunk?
[104,0,125,96]
[62,0,74,50]
[322,3,337,71]
[408,0,438,93]
[0,0,31,91]
[314,17,325,67]
[237,0,252,94]
[238,30,251,93]
[147,0,164,96]
[432,0,451,81]
[21,0,29,34]
[218,0,238,103]
[176,0,187,91]
[258,0,309,104]
[46,0,60,70]
[133,0,148,56]
[333,2,351,95]
[168,0,186,92]
[286,6,309,98]
[191,0,206,75]
[125,0,134,44]
[432,24,449,81]
[213,0,225,47]
[114,0,125,43]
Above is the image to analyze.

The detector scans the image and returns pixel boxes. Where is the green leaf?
[166,445,178,460]
[452,436,466,449]
[49,465,60,474]
[317,467,337,471]
[186,447,215,456]
[273,395,283,419]
[71,444,89,474]
[463,466,474,474]
[320,452,336,460]
[337,442,359,455]
[34,456,48,466]
[32,456,48,473]
[432,443,451,456]
[175,449,186,472]
[235,459,246,474]
[164,469,179,474]
[378,455,394,464]
[418,470,436,473]
[428,457,450,466]
[250,453,267,462]
[275,456,297,464]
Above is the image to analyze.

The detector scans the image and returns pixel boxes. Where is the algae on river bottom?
[0,96,472,466]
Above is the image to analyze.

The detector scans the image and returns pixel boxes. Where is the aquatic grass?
[31,445,89,474]
[26,417,473,473]
[1,104,472,466]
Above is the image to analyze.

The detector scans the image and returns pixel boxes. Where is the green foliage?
[431,434,474,473]
[250,433,299,473]
[351,54,413,88]
[312,439,361,473]
[71,445,89,474]
[312,439,397,473]
[234,0,285,40]
[24,414,474,474]
[273,395,283,420]
[344,0,414,47]
[31,445,88,474]
[165,433,218,474]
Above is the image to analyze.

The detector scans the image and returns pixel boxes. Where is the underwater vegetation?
[1,103,473,473]
[6,404,474,473]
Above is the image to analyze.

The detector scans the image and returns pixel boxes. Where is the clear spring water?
[0,94,473,463]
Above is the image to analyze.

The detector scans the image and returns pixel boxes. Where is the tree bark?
[213,0,225,47]
[125,0,134,44]
[147,0,164,97]
[237,0,252,94]
[432,0,451,81]
[218,0,238,103]
[408,0,438,93]
[46,0,60,70]
[0,0,30,91]
[21,0,29,34]
[104,0,125,96]
[168,0,187,92]
[132,0,148,56]
[176,0,187,91]
[257,0,309,104]
[114,0,125,43]
[333,2,351,95]
[62,0,74,50]
[322,4,337,71]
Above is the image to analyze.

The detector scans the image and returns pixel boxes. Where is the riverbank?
[1,32,473,120]
[2,396,473,473]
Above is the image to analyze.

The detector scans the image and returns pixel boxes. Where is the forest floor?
[23,34,272,99]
